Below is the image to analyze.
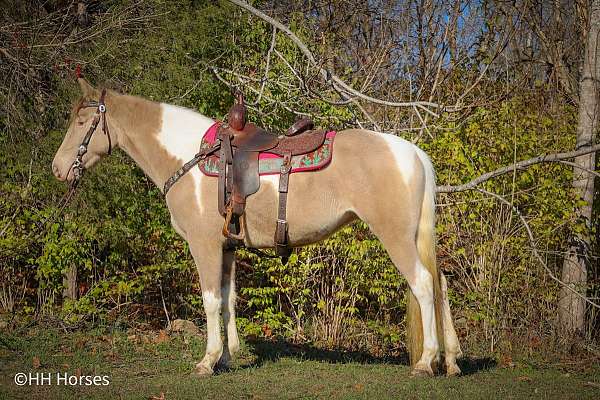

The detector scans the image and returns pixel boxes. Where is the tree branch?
[437,144,600,193]
[226,0,440,111]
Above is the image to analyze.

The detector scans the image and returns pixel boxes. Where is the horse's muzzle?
[52,162,66,181]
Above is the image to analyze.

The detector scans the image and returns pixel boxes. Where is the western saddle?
[163,93,327,263]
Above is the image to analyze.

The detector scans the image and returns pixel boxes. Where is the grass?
[1,324,599,400]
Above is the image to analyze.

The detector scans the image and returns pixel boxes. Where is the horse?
[52,78,462,377]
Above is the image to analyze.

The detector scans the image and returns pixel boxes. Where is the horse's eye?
[77,121,85,126]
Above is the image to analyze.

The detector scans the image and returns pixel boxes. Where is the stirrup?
[222,205,245,241]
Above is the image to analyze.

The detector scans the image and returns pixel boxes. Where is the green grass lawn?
[1,326,599,400]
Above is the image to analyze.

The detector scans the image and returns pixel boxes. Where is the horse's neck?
[110,94,214,188]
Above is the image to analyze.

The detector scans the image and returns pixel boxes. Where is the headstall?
[69,88,111,189]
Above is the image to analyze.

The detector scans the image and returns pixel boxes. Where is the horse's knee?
[409,264,434,303]
[203,290,221,315]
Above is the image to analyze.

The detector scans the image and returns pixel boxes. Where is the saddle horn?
[228,91,246,131]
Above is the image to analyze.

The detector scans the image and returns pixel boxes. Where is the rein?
[68,89,111,191]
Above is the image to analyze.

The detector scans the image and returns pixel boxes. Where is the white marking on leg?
[410,262,439,368]
[221,281,240,356]
[199,290,223,371]
[379,133,418,185]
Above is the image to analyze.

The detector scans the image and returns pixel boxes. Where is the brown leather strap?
[275,152,292,263]
[163,142,220,195]
[69,89,110,187]
[217,126,245,241]
[217,143,227,215]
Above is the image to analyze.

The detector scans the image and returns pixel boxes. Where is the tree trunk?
[62,265,77,301]
[448,0,461,67]
[558,0,599,338]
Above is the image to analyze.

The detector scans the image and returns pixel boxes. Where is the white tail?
[406,150,444,366]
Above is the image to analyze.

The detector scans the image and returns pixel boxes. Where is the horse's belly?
[242,168,356,248]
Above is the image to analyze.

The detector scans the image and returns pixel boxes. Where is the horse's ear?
[77,77,97,98]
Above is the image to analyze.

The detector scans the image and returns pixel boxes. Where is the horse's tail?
[406,149,444,366]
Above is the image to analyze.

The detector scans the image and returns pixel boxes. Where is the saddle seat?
[229,123,279,152]
[228,122,325,156]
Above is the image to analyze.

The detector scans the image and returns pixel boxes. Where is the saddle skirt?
[198,122,337,177]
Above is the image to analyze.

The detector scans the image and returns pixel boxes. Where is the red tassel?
[75,64,82,79]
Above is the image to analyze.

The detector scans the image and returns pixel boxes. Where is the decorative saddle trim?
[197,122,337,177]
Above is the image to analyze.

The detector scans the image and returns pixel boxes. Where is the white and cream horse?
[52,78,462,377]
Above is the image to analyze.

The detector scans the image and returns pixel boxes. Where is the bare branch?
[254,26,277,106]
[437,144,600,193]
[226,0,440,111]
[476,188,600,310]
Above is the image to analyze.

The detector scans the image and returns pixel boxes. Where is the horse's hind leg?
[189,240,224,376]
[441,273,462,376]
[218,250,240,368]
[407,257,440,376]
[379,234,440,375]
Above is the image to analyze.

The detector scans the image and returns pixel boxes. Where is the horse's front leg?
[189,239,224,376]
[218,249,240,368]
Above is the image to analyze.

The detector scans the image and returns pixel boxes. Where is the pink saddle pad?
[198,122,336,177]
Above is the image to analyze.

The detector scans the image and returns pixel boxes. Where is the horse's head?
[52,78,114,182]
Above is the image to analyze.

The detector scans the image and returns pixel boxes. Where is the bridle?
[69,88,112,190]
[39,88,113,223]
[24,89,112,248]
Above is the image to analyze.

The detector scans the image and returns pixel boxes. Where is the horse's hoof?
[216,357,231,372]
[217,352,232,367]
[193,363,213,377]
[446,363,462,377]
[411,366,434,377]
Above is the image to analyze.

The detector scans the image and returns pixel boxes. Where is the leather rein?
[68,89,112,190]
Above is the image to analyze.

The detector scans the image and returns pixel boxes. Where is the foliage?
[1,0,598,358]
[238,223,401,348]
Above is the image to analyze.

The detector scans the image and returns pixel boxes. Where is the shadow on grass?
[240,337,497,376]
[240,338,407,368]
[457,357,497,376]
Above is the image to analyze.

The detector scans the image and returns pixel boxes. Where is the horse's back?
[242,129,427,247]
[328,129,425,191]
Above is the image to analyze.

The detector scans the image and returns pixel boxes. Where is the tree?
[558,0,599,337]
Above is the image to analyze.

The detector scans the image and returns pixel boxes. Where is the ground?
[1,325,599,399]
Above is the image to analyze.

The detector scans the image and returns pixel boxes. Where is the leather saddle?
[217,93,326,262]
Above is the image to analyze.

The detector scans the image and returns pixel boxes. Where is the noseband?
[69,89,111,189]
